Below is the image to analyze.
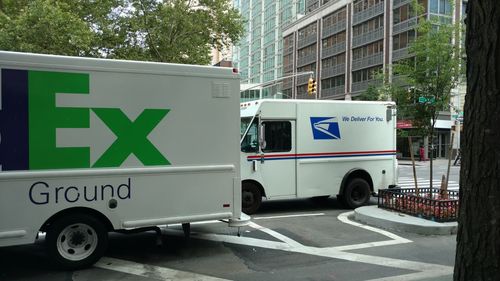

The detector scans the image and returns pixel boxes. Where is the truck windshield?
[241,117,258,153]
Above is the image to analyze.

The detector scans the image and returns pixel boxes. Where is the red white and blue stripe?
[247,150,397,161]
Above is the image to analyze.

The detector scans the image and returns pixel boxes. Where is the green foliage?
[0,0,244,65]
[354,85,381,101]
[0,0,95,56]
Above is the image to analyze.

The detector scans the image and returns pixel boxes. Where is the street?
[0,161,459,281]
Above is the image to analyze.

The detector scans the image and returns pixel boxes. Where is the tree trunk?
[454,1,500,280]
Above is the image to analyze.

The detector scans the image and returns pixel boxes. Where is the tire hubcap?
[57,223,98,261]
[352,185,367,202]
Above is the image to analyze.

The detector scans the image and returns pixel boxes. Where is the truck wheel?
[45,214,108,270]
[343,178,370,209]
[242,182,262,214]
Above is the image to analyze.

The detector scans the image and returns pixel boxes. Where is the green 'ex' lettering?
[92,108,170,167]
[29,71,90,169]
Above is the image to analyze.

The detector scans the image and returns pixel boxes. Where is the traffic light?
[307,77,317,95]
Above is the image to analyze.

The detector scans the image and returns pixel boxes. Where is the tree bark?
[454,1,500,280]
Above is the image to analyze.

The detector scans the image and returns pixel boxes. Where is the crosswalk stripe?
[397,177,460,190]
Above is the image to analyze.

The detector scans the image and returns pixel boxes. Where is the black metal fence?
[378,188,459,222]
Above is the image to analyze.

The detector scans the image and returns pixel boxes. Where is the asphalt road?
[0,161,459,281]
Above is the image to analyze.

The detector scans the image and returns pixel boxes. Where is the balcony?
[284,64,294,74]
[297,75,311,86]
[282,78,293,90]
[321,86,345,98]
[352,53,383,71]
[283,45,294,55]
[394,0,413,9]
[321,63,346,79]
[392,47,413,61]
[393,17,417,35]
[322,19,347,38]
[297,34,317,49]
[296,92,316,100]
[352,27,384,48]
[351,79,382,93]
[297,53,317,68]
[353,2,384,25]
[321,42,346,58]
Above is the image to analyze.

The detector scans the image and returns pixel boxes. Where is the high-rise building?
[282,0,466,101]
[281,0,467,159]
[232,0,306,101]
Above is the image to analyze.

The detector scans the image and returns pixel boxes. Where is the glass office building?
[232,0,306,101]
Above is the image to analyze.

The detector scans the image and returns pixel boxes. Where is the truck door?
[258,120,296,198]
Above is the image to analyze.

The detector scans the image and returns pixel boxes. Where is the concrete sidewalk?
[354,205,458,235]
[398,159,452,166]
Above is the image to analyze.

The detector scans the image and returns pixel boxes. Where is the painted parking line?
[95,257,231,281]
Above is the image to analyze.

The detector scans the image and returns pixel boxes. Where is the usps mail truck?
[0,51,248,269]
[240,99,397,214]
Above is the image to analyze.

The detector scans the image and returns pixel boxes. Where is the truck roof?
[240,99,396,118]
[0,51,238,80]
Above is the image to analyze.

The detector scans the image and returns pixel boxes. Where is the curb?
[354,206,458,235]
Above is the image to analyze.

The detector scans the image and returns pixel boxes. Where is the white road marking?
[95,257,231,281]
[97,211,452,280]
[253,212,325,220]
[192,212,452,280]
[195,226,452,280]
[398,177,459,190]
[334,212,412,251]
[248,222,304,248]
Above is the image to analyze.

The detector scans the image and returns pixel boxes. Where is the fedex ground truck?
[240,99,397,214]
[0,51,248,269]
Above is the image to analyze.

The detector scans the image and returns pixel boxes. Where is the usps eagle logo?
[310,117,341,140]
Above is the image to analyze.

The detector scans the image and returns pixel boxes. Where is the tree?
[353,85,381,101]
[0,0,97,56]
[453,1,500,280]
[117,0,244,64]
[392,0,463,190]
[0,0,244,65]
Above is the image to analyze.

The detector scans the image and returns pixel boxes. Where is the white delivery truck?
[0,51,249,269]
[240,99,397,214]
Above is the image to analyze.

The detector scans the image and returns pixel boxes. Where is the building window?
[352,40,383,60]
[393,30,416,50]
[322,53,346,68]
[323,7,347,28]
[430,0,452,15]
[297,63,316,73]
[353,15,384,37]
[297,44,316,59]
[352,66,382,83]
[298,23,317,40]
[321,75,345,90]
[322,31,346,48]
[353,0,384,14]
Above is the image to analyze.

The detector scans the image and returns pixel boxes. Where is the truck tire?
[343,178,371,209]
[242,182,262,214]
[45,213,108,270]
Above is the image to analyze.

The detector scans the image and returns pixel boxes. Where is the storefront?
[396,117,452,160]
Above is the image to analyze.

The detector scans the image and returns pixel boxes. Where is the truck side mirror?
[259,123,266,150]
[386,107,393,122]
